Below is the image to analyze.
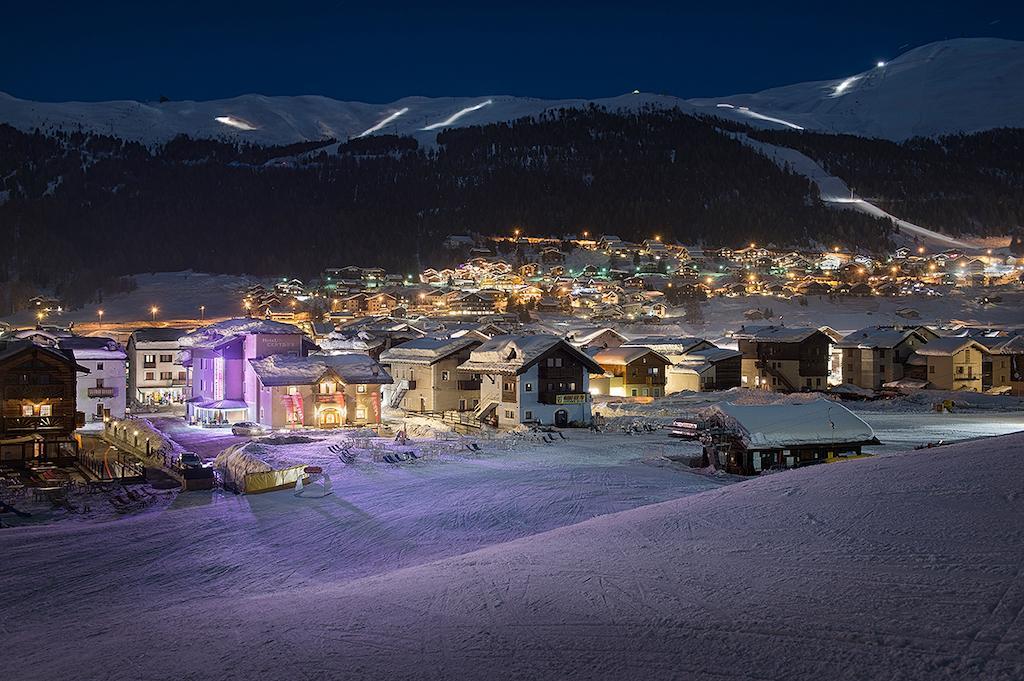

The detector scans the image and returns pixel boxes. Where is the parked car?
[231,421,267,437]
[179,452,203,469]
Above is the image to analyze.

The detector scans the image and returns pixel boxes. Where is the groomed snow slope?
[7,432,1024,680]
[690,38,1024,140]
[3,38,1022,145]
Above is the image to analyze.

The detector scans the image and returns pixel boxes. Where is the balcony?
[4,415,69,432]
[457,380,481,391]
[539,392,588,405]
[406,380,417,390]
[88,387,116,398]
[501,390,517,403]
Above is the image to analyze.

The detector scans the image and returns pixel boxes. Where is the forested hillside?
[750,128,1024,236]
[0,107,909,308]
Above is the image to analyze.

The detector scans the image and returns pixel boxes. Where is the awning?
[200,400,249,410]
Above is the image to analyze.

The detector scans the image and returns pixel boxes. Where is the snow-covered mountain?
[693,38,1024,140]
[1,38,1021,145]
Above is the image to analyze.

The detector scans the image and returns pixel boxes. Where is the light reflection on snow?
[717,103,804,130]
[421,99,494,131]
[831,76,861,97]
[214,116,258,131]
[357,107,410,138]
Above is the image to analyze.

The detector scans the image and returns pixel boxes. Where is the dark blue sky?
[3,1,1022,103]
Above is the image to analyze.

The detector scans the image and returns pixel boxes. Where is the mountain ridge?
[2,38,1022,145]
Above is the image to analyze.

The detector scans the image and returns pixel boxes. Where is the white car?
[231,422,267,437]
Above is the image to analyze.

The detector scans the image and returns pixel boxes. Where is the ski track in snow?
[3,428,1024,679]
[736,134,979,250]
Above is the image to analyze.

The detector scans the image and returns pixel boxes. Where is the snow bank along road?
[5,431,1024,680]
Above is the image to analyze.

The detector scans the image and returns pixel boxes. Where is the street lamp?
[150,306,158,322]
[199,305,205,320]
[97,309,104,322]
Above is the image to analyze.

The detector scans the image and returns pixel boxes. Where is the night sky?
[3,1,1022,103]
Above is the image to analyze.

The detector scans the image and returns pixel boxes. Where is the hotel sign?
[555,393,587,405]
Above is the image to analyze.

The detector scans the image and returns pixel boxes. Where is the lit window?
[357,385,367,393]
[288,386,298,395]
[40,404,52,417]
[21,405,34,416]
[355,407,367,420]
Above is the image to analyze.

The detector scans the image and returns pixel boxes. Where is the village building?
[836,326,931,390]
[907,337,988,392]
[180,318,313,425]
[703,399,877,475]
[126,328,188,407]
[0,339,87,465]
[379,337,483,412]
[978,336,1024,395]
[588,346,671,397]
[54,336,128,422]
[247,353,392,429]
[458,335,603,429]
[666,347,742,393]
[733,325,831,392]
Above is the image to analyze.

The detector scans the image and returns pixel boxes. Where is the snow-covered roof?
[0,339,89,372]
[913,337,987,356]
[181,318,303,349]
[977,335,1024,354]
[249,354,392,387]
[622,337,711,355]
[457,334,603,376]
[567,327,628,346]
[680,347,741,363]
[835,326,925,350]
[379,337,481,366]
[732,325,823,343]
[591,346,671,366]
[57,336,127,360]
[712,399,875,449]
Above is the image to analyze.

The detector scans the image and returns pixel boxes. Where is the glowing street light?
[199,305,205,321]
[97,309,104,322]
[150,306,158,321]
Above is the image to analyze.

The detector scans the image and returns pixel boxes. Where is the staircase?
[756,352,797,392]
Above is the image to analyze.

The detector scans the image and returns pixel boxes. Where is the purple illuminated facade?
[179,319,310,425]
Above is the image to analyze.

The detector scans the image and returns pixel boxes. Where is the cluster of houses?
[218,235,1024,328]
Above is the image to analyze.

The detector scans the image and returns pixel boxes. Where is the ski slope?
[2,38,1022,145]
[736,134,981,250]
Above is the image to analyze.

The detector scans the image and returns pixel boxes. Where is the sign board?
[555,393,587,405]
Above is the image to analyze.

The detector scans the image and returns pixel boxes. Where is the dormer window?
[320,380,336,395]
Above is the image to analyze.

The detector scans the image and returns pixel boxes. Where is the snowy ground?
[2,271,259,331]
[4,424,1023,679]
